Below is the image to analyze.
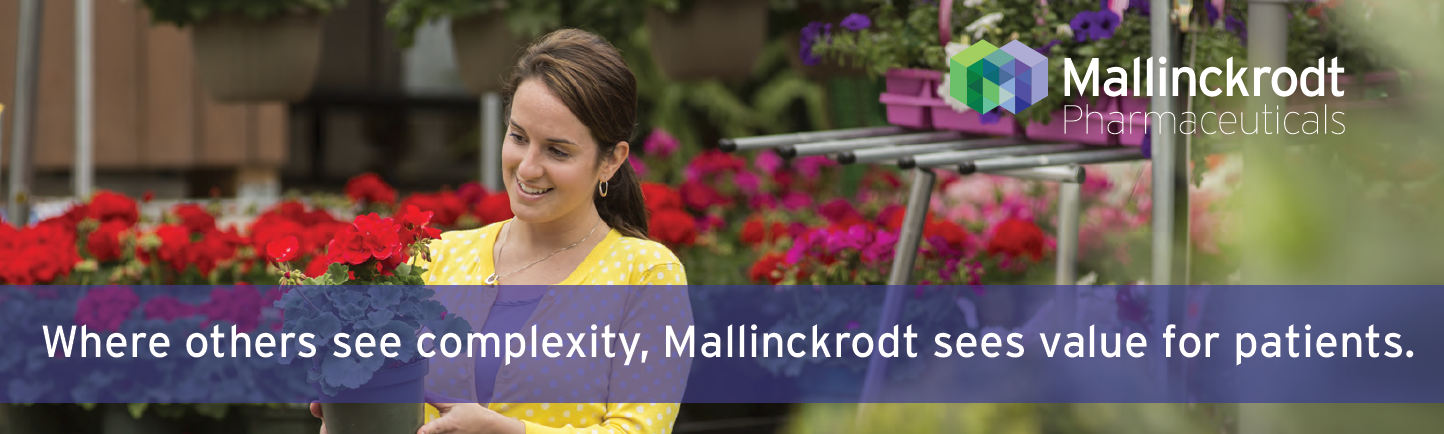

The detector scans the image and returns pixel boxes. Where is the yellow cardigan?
[418,221,692,434]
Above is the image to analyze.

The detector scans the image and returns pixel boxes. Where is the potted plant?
[268,206,471,434]
[644,0,771,80]
[139,0,348,102]
[384,0,561,94]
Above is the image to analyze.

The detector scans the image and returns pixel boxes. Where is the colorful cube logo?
[949,40,1048,114]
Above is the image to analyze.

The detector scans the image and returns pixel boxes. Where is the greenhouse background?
[2,0,1443,432]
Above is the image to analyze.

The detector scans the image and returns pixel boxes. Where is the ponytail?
[597,159,648,239]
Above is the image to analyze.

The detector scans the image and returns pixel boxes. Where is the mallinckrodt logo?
[950,40,1048,114]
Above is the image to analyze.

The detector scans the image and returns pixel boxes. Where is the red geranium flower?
[86,190,139,227]
[649,209,697,247]
[740,217,786,246]
[748,253,788,284]
[328,214,403,265]
[986,218,1047,261]
[86,221,129,262]
[678,181,730,212]
[345,173,397,205]
[399,192,465,226]
[266,236,300,263]
[474,193,514,225]
[172,203,216,234]
[641,182,683,212]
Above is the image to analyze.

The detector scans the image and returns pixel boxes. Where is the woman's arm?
[520,262,693,434]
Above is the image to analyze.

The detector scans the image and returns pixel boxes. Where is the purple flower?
[1070,11,1096,42]
[1037,39,1062,56]
[143,295,197,323]
[75,286,139,333]
[1071,10,1121,42]
[642,128,679,157]
[1093,10,1121,40]
[1225,15,1247,44]
[1206,2,1220,24]
[840,13,871,31]
[978,108,1002,125]
[846,320,861,331]
[799,21,829,66]
[1129,0,1151,16]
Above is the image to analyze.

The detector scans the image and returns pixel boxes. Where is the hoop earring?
[598,180,609,197]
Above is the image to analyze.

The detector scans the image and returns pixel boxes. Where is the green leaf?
[395,263,412,277]
[128,403,148,419]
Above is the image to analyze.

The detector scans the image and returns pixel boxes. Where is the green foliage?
[786,403,1227,434]
[139,0,348,27]
[809,1,966,77]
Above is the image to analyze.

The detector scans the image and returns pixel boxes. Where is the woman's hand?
[418,393,525,434]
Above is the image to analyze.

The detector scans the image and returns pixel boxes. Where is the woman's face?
[502,79,625,225]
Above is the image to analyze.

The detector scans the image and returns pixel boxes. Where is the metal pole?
[74,0,94,199]
[778,131,966,159]
[903,143,1090,169]
[719,126,905,152]
[481,92,503,191]
[986,165,1084,184]
[836,137,1023,165]
[965,147,1145,173]
[1238,2,1289,432]
[1056,180,1081,286]
[859,168,935,408]
[1150,0,1180,287]
[8,0,44,225]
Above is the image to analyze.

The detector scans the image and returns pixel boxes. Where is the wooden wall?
[0,0,287,171]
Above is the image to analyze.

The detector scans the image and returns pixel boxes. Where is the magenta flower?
[781,191,813,210]
[629,155,648,179]
[75,286,140,333]
[861,229,898,265]
[198,286,264,333]
[750,194,779,210]
[143,295,197,323]
[794,156,835,179]
[819,199,864,226]
[755,151,783,176]
[734,171,761,196]
[643,128,679,157]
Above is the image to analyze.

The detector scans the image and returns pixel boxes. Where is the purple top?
[472,286,546,404]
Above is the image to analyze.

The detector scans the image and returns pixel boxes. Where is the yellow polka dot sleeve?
[521,261,692,434]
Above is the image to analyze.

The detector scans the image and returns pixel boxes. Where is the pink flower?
[755,152,784,176]
[198,286,264,333]
[642,128,679,157]
[629,155,649,179]
[734,171,760,196]
[794,156,835,179]
[780,192,813,210]
[749,194,779,210]
[862,230,898,265]
[75,286,139,333]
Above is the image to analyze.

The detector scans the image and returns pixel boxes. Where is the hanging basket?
[191,13,324,102]
[646,0,768,81]
[450,12,527,94]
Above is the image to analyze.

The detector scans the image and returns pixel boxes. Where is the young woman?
[312,29,692,434]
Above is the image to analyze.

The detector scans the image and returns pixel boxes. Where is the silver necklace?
[484,218,602,285]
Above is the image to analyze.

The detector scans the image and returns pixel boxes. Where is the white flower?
[938,76,972,113]
[1076,272,1098,286]
[963,0,988,7]
[964,12,1004,40]
[1056,23,1073,38]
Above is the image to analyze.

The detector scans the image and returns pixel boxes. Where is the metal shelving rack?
[716,0,1218,405]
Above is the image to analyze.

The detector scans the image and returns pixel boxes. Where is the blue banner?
[1,285,1440,403]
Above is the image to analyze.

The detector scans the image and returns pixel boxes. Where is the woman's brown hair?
[502,29,649,239]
